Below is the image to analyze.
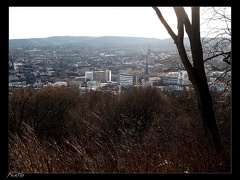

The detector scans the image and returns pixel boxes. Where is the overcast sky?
[9,7,230,40]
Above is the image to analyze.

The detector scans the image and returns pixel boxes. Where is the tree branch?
[174,7,192,38]
[203,51,231,65]
[152,7,177,42]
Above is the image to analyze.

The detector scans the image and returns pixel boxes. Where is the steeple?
[144,45,151,81]
[142,45,153,88]
[147,44,151,56]
[144,59,149,77]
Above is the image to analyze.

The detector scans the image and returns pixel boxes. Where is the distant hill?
[9,36,190,51]
[10,36,229,52]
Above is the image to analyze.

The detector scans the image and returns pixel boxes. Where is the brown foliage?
[8,86,231,173]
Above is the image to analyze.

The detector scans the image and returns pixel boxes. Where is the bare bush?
[9,86,230,173]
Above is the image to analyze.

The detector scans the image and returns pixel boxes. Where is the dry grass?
[8,87,231,173]
[9,122,230,173]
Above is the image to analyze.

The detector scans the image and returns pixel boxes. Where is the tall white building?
[85,71,94,81]
[158,70,191,91]
[93,70,111,82]
[178,70,191,85]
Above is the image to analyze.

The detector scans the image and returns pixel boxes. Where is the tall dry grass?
[8,86,231,173]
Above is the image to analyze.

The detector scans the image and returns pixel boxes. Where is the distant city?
[9,36,231,94]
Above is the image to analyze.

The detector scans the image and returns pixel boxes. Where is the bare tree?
[152,7,223,153]
[201,7,231,95]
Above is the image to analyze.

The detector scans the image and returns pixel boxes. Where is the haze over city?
[9,6,230,40]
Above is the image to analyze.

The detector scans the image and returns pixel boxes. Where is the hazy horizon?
[9,35,171,40]
[9,7,231,40]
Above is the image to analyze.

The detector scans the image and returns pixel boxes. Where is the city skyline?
[9,7,230,40]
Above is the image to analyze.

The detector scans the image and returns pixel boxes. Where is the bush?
[108,86,167,144]
[8,86,231,172]
[9,85,80,143]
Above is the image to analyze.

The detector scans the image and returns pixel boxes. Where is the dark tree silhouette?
[152,7,222,153]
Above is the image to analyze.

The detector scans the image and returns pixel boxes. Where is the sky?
[9,7,231,40]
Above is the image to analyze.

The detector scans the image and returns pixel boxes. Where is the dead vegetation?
[8,85,231,173]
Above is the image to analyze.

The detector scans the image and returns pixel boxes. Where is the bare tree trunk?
[152,7,222,153]
[193,74,222,153]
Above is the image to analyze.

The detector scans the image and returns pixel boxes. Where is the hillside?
[9,36,190,51]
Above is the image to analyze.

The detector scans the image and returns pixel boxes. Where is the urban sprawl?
[9,39,231,95]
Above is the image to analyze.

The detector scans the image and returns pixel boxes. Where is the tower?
[144,58,149,82]
[144,45,151,81]
[142,45,153,87]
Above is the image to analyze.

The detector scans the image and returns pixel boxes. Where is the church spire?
[147,44,151,56]
[144,45,151,81]
[144,58,149,76]
[142,45,153,88]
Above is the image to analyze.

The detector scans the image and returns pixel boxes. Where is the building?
[93,70,111,82]
[85,71,94,81]
[157,70,191,92]
[142,45,153,88]
[117,73,136,86]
